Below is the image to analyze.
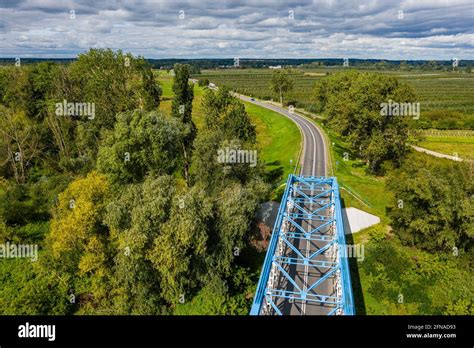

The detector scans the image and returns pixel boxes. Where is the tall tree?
[270,70,294,105]
[148,186,212,305]
[171,64,196,184]
[0,106,42,183]
[104,175,175,314]
[56,49,162,169]
[202,87,256,144]
[48,171,113,312]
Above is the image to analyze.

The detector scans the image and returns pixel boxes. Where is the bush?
[198,78,209,87]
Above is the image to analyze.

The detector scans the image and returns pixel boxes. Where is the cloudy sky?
[0,0,473,60]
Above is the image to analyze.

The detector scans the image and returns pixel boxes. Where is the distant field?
[195,68,474,128]
[195,69,321,111]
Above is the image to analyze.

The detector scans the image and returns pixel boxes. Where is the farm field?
[195,68,474,129]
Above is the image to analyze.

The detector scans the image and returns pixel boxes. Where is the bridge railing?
[332,177,355,315]
[250,174,293,315]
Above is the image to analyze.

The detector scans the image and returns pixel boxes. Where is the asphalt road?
[237,95,335,315]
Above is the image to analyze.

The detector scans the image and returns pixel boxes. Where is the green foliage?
[207,180,269,275]
[49,171,110,270]
[198,78,209,87]
[0,66,28,110]
[24,62,61,121]
[174,266,258,315]
[148,186,212,304]
[171,64,196,183]
[67,49,160,129]
[0,257,70,315]
[416,110,474,130]
[97,110,184,184]
[0,172,70,244]
[221,102,256,143]
[104,176,175,314]
[359,233,474,315]
[189,129,224,189]
[386,153,473,253]
[0,106,42,183]
[316,70,416,173]
[202,87,256,144]
[270,69,294,104]
[171,64,196,142]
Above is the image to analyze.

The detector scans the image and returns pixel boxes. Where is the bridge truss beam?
[250,175,355,315]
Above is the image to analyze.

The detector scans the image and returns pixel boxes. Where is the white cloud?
[0,0,472,59]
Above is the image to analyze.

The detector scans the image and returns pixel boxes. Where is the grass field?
[244,102,301,184]
[418,131,474,160]
[195,68,474,128]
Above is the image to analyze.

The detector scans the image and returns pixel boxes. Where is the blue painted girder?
[250,175,355,316]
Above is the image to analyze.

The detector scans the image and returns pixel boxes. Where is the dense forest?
[0,49,271,314]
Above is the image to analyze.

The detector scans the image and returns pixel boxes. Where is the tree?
[104,176,175,314]
[195,88,259,188]
[0,106,42,183]
[0,258,70,315]
[0,66,28,111]
[386,153,473,253]
[54,49,162,168]
[198,78,209,87]
[97,110,184,185]
[202,87,235,131]
[316,70,416,173]
[221,102,256,144]
[270,70,293,105]
[172,64,196,184]
[207,180,268,275]
[202,87,256,143]
[148,186,212,304]
[24,62,61,121]
[48,171,113,312]
[189,129,224,190]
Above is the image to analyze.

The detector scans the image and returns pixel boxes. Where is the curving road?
[237,94,335,315]
[237,94,327,177]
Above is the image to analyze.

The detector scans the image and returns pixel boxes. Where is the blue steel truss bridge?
[250,175,355,315]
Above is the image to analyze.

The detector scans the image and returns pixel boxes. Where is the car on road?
[250,98,255,101]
